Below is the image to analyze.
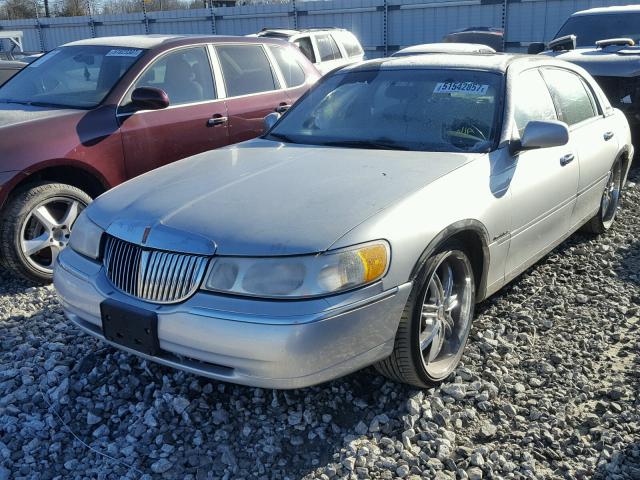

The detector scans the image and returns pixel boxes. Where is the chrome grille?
[103,236,209,304]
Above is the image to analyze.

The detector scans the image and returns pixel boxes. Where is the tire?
[375,242,476,388]
[0,182,92,283]
[583,158,623,234]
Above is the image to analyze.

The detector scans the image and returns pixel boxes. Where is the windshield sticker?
[106,49,143,57]
[434,82,489,95]
[28,49,61,68]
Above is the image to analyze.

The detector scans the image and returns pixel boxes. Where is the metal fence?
[0,0,629,55]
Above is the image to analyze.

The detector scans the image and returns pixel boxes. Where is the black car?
[530,6,640,141]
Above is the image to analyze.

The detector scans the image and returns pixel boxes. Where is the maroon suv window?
[269,45,306,88]
[216,45,279,97]
[125,46,216,107]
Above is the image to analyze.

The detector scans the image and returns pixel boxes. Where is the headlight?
[203,241,389,298]
[69,211,104,260]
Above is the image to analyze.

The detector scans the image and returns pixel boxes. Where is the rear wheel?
[0,182,91,283]
[375,243,475,387]
[583,158,623,234]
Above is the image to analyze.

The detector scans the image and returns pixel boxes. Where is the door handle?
[560,153,575,166]
[275,103,291,114]
[207,115,227,127]
[603,131,614,141]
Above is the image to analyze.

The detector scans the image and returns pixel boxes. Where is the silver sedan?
[54,54,633,389]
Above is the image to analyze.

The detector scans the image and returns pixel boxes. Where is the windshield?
[555,13,640,47]
[0,45,145,109]
[266,68,503,153]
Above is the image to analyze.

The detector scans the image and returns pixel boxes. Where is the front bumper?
[54,248,412,389]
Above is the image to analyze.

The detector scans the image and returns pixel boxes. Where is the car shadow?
[0,265,34,295]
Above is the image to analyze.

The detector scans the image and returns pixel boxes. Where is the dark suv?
[530,6,640,139]
[0,34,320,282]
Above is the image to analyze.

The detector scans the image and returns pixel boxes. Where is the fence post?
[501,0,508,51]
[141,0,150,34]
[87,0,96,38]
[209,1,216,34]
[34,5,46,52]
[292,0,298,29]
[383,0,388,57]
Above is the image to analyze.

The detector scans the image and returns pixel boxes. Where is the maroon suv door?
[118,45,229,179]
[214,44,290,143]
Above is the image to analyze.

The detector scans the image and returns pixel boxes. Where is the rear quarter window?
[336,32,363,57]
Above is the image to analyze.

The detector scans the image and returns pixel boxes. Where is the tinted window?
[514,69,557,136]
[337,32,363,57]
[268,69,502,153]
[316,34,342,62]
[0,45,143,108]
[555,13,640,47]
[130,47,215,106]
[216,45,278,97]
[269,45,306,88]
[294,37,316,63]
[543,68,597,126]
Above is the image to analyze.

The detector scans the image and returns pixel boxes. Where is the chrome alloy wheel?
[419,251,474,379]
[20,197,85,274]
[601,160,622,228]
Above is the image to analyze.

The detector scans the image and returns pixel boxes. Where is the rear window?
[216,44,279,97]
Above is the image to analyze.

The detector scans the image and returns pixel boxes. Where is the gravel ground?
[0,168,638,480]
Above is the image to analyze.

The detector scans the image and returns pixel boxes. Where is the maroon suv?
[0,35,319,282]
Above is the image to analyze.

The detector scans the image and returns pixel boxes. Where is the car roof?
[63,34,286,49]
[256,27,346,37]
[393,43,496,56]
[344,53,556,74]
[572,5,640,16]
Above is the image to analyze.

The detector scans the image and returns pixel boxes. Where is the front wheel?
[583,158,623,234]
[0,182,91,283]
[375,244,476,387]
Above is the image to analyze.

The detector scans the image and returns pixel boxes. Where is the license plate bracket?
[100,299,160,356]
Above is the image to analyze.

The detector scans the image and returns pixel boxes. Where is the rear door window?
[216,44,279,97]
[294,36,316,63]
[269,45,306,88]
[316,34,342,62]
[542,68,597,126]
[513,69,557,136]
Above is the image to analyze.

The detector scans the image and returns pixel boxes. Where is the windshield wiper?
[320,139,412,151]
[266,132,297,144]
[0,99,69,108]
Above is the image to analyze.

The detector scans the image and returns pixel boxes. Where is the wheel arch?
[1,161,109,211]
[410,219,491,302]
[618,145,633,186]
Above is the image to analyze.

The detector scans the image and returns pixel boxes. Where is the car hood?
[88,139,476,256]
[0,103,81,129]
[544,46,640,77]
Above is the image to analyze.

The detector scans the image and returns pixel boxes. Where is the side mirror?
[263,112,281,131]
[527,42,546,55]
[131,87,169,111]
[519,120,569,150]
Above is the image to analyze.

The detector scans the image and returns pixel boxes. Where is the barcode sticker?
[434,82,489,95]
[106,49,143,57]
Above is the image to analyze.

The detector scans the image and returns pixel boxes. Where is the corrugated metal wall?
[0,0,628,55]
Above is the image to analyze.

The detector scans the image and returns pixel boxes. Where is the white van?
[254,28,365,75]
